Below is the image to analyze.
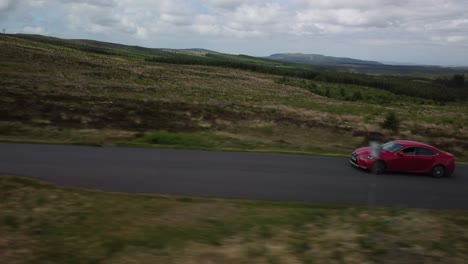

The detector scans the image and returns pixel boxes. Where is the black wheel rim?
[433,167,444,177]
[374,163,383,174]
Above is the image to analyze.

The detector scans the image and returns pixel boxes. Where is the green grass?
[1,33,467,162]
[138,132,213,147]
[2,176,468,264]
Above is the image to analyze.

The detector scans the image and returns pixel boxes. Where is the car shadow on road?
[349,163,459,180]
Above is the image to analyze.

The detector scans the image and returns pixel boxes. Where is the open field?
[1,34,467,160]
[2,176,468,264]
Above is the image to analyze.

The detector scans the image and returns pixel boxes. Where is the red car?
[350,140,455,177]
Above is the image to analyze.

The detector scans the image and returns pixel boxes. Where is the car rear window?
[416,147,438,156]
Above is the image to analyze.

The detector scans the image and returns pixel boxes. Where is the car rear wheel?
[431,165,445,178]
[371,161,385,174]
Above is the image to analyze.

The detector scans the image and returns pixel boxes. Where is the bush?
[351,91,363,101]
[381,112,400,132]
[143,132,214,148]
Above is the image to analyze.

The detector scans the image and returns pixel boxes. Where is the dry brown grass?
[2,176,468,264]
[1,34,467,160]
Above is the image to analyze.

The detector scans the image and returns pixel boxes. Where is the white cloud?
[2,0,468,64]
[445,35,468,43]
[159,13,192,26]
[231,3,283,25]
[203,0,252,10]
[22,26,47,34]
[57,0,118,7]
[0,0,14,10]
[192,14,220,35]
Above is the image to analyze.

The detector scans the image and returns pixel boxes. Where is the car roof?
[393,139,436,149]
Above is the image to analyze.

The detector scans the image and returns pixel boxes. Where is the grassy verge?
[2,127,468,164]
[1,34,467,162]
[1,176,468,264]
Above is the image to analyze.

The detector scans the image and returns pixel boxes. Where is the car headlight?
[363,155,375,160]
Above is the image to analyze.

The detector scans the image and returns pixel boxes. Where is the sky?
[1,0,468,66]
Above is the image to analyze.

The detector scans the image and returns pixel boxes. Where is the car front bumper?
[350,153,372,170]
[350,153,360,167]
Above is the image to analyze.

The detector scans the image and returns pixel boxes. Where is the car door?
[392,147,417,172]
[413,147,438,173]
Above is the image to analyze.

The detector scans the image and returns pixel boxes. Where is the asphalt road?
[1,143,467,209]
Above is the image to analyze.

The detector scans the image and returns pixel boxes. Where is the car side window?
[416,147,437,156]
[402,147,416,155]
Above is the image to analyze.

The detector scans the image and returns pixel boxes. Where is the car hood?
[354,147,371,156]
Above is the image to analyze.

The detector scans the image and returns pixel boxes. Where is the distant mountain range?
[264,53,383,66]
[262,53,468,74]
[7,34,468,74]
[180,48,218,53]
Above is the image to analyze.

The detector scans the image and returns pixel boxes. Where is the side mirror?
[397,152,405,157]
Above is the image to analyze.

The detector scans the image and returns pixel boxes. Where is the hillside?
[265,53,382,66]
[264,53,468,74]
[0,34,467,160]
[11,34,468,75]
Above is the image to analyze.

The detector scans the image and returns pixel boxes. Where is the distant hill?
[10,34,220,57]
[7,34,467,75]
[10,34,170,56]
[264,52,468,74]
[181,48,218,53]
[264,53,383,66]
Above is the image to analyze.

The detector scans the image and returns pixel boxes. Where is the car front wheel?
[371,161,385,175]
[431,165,445,178]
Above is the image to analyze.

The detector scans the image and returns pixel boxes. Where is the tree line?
[145,54,468,102]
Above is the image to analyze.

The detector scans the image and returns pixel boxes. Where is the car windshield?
[382,141,403,153]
